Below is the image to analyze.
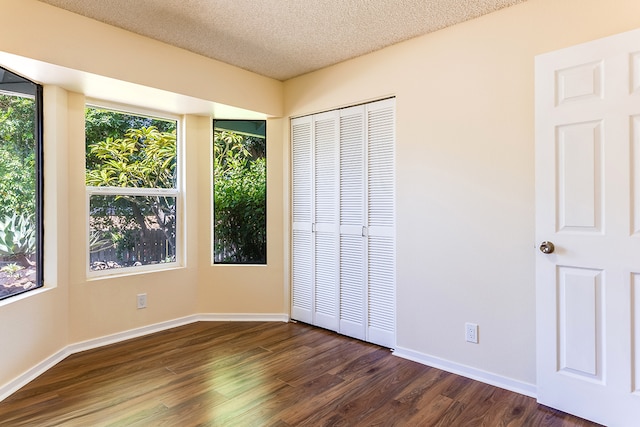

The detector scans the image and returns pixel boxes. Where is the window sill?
[211,263,268,267]
[0,286,53,308]
[86,263,183,281]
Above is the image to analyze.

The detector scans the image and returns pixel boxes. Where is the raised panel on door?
[632,116,640,235]
[313,111,340,331]
[339,106,366,340]
[366,98,396,348]
[633,274,640,394]
[556,267,603,381]
[291,116,313,323]
[536,28,640,426]
[556,121,602,233]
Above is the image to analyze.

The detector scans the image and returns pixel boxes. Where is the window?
[0,67,43,300]
[213,120,266,264]
[85,106,178,274]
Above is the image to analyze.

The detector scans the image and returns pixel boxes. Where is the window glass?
[86,106,178,273]
[0,67,42,300]
[213,120,266,264]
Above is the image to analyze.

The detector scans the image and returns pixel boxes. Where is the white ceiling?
[36,0,526,81]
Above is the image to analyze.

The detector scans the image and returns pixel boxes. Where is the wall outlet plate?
[137,293,147,309]
[465,322,478,343]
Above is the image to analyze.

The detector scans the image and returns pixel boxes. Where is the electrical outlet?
[137,293,147,309]
[465,322,478,344]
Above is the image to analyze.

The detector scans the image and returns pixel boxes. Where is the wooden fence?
[90,229,173,268]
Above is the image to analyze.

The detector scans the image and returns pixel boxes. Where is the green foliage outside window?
[0,94,36,269]
[84,110,267,267]
[85,107,177,270]
[0,83,40,300]
[214,128,266,264]
[0,95,36,220]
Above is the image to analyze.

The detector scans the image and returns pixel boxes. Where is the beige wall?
[284,0,640,385]
[0,0,281,117]
[0,0,286,391]
[197,117,286,315]
[0,85,71,391]
[2,0,640,398]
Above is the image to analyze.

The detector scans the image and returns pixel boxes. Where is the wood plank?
[0,322,603,426]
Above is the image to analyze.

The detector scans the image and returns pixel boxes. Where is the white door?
[291,115,313,324]
[339,105,367,340]
[313,111,340,331]
[536,28,640,426]
[366,99,396,348]
[292,99,396,348]
[291,112,340,330]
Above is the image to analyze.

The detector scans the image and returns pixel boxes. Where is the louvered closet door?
[339,106,367,340]
[313,111,340,331]
[366,98,396,348]
[291,116,313,324]
[291,99,395,347]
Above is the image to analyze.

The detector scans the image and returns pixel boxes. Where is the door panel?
[313,111,340,331]
[366,99,396,348]
[555,61,602,106]
[339,106,366,339]
[340,234,366,340]
[368,234,395,347]
[632,53,640,93]
[291,116,314,323]
[556,121,602,232]
[557,266,603,381]
[315,232,338,330]
[536,28,640,426]
[632,116,640,234]
[292,230,313,322]
[634,273,640,394]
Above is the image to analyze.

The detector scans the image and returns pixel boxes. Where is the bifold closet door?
[291,98,395,348]
[338,99,396,347]
[291,115,313,324]
[338,106,367,341]
[365,99,396,348]
[313,111,340,331]
[291,112,340,331]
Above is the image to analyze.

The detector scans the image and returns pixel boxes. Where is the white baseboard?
[0,313,289,402]
[393,346,537,398]
[197,313,289,322]
[0,348,69,402]
[66,315,200,355]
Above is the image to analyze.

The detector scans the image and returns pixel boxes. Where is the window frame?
[212,119,267,265]
[85,101,182,279]
[0,66,43,301]
[35,85,44,288]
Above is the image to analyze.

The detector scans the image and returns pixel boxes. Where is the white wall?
[284,0,640,388]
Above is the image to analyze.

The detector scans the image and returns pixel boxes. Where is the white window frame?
[85,101,183,279]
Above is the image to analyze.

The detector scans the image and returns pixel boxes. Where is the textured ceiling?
[36,0,526,81]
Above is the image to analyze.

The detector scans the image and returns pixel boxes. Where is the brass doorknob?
[539,241,555,254]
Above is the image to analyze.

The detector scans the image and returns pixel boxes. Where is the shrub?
[0,213,36,267]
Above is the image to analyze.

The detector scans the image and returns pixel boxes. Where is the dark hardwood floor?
[0,321,601,426]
